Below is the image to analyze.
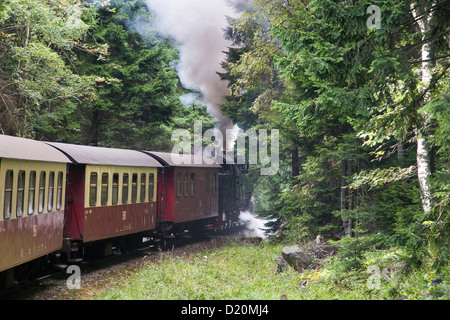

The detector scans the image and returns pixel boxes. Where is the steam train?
[0,135,252,289]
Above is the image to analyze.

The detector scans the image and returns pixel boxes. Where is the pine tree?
[73,0,182,149]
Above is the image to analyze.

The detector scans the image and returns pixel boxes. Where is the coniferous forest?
[0,0,449,292]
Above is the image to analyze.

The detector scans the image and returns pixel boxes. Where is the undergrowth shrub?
[332,234,389,273]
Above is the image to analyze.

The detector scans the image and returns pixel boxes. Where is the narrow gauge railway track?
[0,226,245,300]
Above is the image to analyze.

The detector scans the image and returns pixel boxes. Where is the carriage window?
[112,173,119,205]
[17,171,25,217]
[89,172,97,207]
[38,171,46,213]
[28,171,36,215]
[148,173,154,202]
[48,171,55,212]
[56,172,63,210]
[140,173,146,202]
[190,173,195,196]
[122,173,129,204]
[131,173,138,203]
[176,173,181,197]
[184,173,188,196]
[101,173,109,206]
[4,170,13,219]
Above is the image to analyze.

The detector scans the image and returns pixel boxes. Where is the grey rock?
[281,246,311,271]
[275,256,290,273]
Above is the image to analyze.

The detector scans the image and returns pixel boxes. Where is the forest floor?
[88,239,448,300]
[3,232,448,301]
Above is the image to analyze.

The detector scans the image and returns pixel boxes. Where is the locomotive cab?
[218,152,252,228]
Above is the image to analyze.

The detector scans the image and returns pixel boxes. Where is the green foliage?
[0,0,212,149]
[331,234,389,273]
[222,0,449,270]
[0,0,99,138]
[72,0,183,148]
[350,166,417,190]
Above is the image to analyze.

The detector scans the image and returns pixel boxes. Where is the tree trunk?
[411,2,435,214]
[341,159,352,237]
[416,130,432,213]
[89,109,100,146]
[397,141,405,158]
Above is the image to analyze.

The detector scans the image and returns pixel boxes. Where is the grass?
[96,241,295,300]
[92,239,449,300]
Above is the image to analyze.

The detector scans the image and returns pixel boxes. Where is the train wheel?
[160,234,176,251]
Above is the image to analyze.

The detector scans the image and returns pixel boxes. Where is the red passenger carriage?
[0,136,70,286]
[47,142,162,261]
[143,152,221,237]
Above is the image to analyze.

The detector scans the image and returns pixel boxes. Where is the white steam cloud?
[239,210,272,239]
[145,0,238,149]
[239,197,274,239]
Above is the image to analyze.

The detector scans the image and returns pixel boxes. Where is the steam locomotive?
[0,135,252,289]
